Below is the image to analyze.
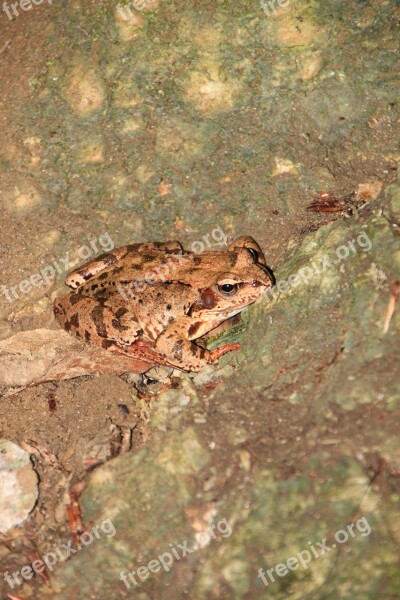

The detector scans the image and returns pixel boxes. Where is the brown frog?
[53,236,274,372]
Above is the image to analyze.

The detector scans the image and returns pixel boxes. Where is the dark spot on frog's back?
[91,305,107,338]
[69,313,80,328]
[127,243,141,252]
[53,302,65,316]
[94,290,109,301]
[102,339,114,349]
[69,293,82,306]
[192,256,202,266]
[97,252,118,267]
[112,318,129,331]
[188,321,202,337]
[229,252,238,267]
[115,306,129,319]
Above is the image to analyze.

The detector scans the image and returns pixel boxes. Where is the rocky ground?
[0,0,399,598]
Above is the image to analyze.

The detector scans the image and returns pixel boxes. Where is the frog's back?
[74,248,185,299]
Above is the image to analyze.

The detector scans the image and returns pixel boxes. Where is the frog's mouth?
[218,306,247,320]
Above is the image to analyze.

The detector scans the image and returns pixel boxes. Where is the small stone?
[221,559,249,594]
[156,118,209,158]
[112,80,141,108]
[23,136,43,168]
[5,181,42,216]
[63,65,105,116]
[0,440,38,533]
[276,17,320,47]
[185,65,240,113]
[297,52,324,81]
[119,116,144,135]
[77,140,105,164]
[238,450,251,472]
[356,181,383,201]
[141,0,160,12]
[41,229,62,248]
[136,164,155,183]
[272,157,298,177]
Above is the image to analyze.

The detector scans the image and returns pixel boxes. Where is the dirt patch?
[0,0,399,597]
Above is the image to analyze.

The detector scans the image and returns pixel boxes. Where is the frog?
[53,236,275,372]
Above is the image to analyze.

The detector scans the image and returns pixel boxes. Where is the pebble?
[0,440,38,533]
[63,65,105,116]
[355,181,383,201]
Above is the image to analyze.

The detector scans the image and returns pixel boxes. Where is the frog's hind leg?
[65,247,134,289]
[65,242,184,289]
[53,295,143,350]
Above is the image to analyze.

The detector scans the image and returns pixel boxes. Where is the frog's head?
[189,236,275,321]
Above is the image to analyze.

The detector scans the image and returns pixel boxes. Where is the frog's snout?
[266,266,276,287]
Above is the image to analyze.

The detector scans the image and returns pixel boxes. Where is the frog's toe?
[208,343,240,363]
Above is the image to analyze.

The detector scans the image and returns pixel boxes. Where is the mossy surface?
[0,0,399,598]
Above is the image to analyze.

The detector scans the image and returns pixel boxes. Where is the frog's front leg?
[154,318,239,372]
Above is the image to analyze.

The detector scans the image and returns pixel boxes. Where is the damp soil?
[0,0,399,598]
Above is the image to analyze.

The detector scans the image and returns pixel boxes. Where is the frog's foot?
[137,380,173,399]
[136,366,178,398]
[111,340,169,367]
[208,343,240,363]
[144,365,175,384]
[154,323,240,371]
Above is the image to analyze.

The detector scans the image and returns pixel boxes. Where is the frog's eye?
[217,282,239,297]
[246,247,258,261]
